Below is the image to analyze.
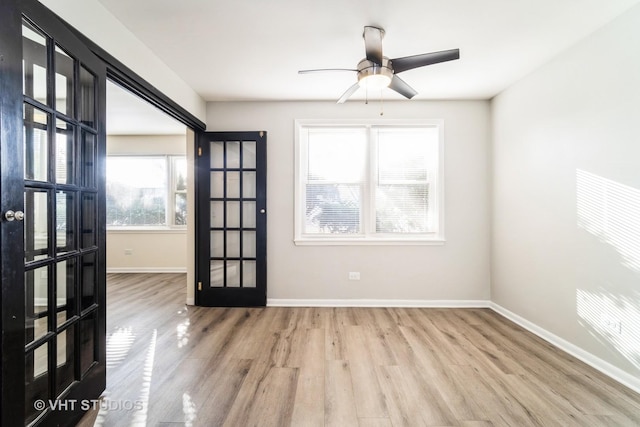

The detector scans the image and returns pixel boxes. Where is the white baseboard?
[107,267,187,274]
[490,302,640,395]
[267,298,490,308]
[186,297,195,306]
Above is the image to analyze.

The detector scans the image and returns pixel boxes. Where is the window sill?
[107,227,187,234]
[294,237,445,246]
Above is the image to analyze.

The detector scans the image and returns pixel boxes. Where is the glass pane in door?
[23,104,49,182]
[243,171,256,197]
[79,312,96,377]
[226,141,240,168]
[243,201,256,228]
[56,327,75,395]
[22,22,48,105]
[81,252,96,311]
[56,259,76,327]
[24,189,50,263]
[55,119,74,184]
[54,45,74,116]
[243,261,257,288]
[210,141,223,168]
[81,193,97,248]
[81,131,96,187]
[210,260,224,286]
[226,172,240,198]
[25,266,49,345]
[79,65,95,127]
[25,343,50,425]
[242,141,256,168]
[56,191,76,253]
[227,261,240,287]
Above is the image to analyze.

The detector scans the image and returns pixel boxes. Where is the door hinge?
[198,146,202,157]
[198,281,202,291]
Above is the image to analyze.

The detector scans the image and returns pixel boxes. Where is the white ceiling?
[98,0,639,104]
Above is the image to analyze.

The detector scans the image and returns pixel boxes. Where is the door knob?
[260,209,266,214]
[4,210,24,222]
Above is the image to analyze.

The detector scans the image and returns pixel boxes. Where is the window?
[295,120,444,245]
[106,155,187,228]
[172,157,187,225]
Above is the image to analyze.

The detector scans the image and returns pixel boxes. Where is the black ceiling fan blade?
[363,26,384,65]
[337,82,360,104]
[391,49,460,74]
[298,68,357,74]
[389,75,418,99]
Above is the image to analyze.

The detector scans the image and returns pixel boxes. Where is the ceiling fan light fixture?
[359,73,392,90]
[357,58,393,90]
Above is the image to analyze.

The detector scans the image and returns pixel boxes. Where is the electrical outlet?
[348,272,360,280]
[609,319,622,334]
[602,314,622,334]
[124,249,133,255]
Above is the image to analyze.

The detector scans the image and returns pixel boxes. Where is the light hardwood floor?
[82,273,640,426]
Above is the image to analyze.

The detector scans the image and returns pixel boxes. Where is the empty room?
[1,0,640,426]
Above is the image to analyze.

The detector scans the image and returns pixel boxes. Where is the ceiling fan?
[299,26,460,103]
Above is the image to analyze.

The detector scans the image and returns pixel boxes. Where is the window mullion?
[166,155,173,226]
[366,126,378,237]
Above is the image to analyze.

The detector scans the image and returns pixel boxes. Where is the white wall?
[107,230,187,273]
[39,0,206,121]
[207,100,491,302]
[492,4,640,380]
[107,135,188,273]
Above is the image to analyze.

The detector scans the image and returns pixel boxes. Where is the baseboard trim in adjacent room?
[107,267,187,274]
[490,302,640,395]
[267,299,491,308]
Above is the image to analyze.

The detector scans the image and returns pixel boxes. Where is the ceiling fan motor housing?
[357,57,393,89]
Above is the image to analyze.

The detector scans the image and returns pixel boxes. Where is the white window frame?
[294,119,445,246]
[106,154,187,230]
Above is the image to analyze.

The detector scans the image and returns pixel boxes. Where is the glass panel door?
[1,1,106,425]
[197,132,267,306]
[22,16,104,425]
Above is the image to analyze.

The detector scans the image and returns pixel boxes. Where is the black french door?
[0,1,107,425]
[196,131,267,307]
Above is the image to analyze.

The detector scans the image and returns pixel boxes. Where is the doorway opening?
[105,80,194,287]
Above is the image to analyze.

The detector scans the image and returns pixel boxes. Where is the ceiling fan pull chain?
[380,91,384,116]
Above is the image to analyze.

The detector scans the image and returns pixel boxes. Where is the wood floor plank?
[376,363,456,426]
[345,325,388,418]
[290,327,325,427]
[399,325,482,422]
[237,366,299,427]
[86,273,640,427]
[325,360,359,427]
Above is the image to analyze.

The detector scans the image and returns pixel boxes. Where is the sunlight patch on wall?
[576,169,640,271]
[577,288,640,371]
